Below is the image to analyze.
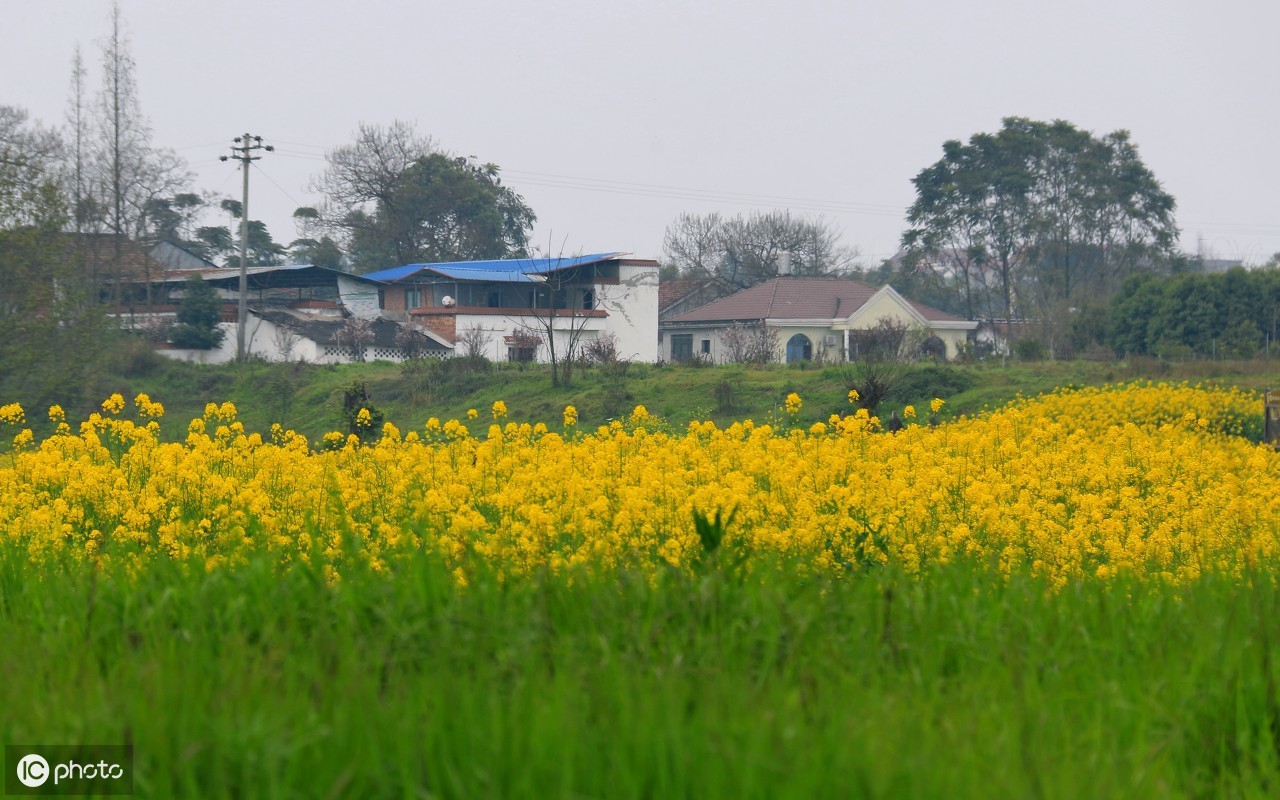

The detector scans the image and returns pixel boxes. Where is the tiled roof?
[664,277,968,324]
[659,278,719,311]
[59,233,169,281]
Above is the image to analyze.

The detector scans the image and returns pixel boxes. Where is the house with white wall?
[660,276,977,363]
[363,253,660,363]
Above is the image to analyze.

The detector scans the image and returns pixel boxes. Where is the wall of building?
[771,325,845,363]
[601,263,660,362]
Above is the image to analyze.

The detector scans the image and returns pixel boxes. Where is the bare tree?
[662,212,724,277]
[456,323,493,360]
[65,45,93,235]
[719,322,780,365]
[395,322,441,360]
[581,331,620,365]
[338,316,374,361]
[310,120,434,263]
[272,324,299,361]
[663,210,861,288]
[845,317,918,413]
[520,250,609,388]
[91,3,190,307]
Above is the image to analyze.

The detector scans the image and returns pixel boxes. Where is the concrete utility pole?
[220,134,273,361]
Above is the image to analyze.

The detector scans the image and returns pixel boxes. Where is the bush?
[1013,338,1047,362]
[171,276,225,350]
[889,365,975,403]
[341,381,384,440]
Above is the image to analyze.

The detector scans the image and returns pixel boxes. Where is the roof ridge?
[765,278,782,318]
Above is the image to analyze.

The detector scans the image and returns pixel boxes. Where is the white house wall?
[600,264,660,362]
[771,325,845,363]
[454,312,611,364]
[850,291,921,329]
[444,263,659,364]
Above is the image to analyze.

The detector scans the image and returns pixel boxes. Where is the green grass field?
[5,551,1280,798]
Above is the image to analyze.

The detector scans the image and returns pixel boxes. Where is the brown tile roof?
[664,277,968,324]
[59,233,169,281]
[659,279,715,311]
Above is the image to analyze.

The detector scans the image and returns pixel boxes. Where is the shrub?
[170,276,226,350]
[1013,337,1047,362]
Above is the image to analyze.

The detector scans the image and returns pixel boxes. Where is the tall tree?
[663,210,859,289]
[312,122,535,272]
[0,106,109,405]
[903,117,1178,348]
[91,2,190,304]
[65,45,95,234]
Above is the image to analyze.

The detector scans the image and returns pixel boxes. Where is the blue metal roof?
[362,252,626,283]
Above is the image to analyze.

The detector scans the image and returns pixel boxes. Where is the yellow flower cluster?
[1,402,26,426]
[0,384,1276,587]
[785,392,802,414]
[134,393,164,419]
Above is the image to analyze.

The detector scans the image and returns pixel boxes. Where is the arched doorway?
[786,333,812,364]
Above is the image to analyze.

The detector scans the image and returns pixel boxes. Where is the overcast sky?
[5,0,1279,267]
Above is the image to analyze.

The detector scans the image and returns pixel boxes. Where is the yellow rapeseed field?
[0,383,1276,586]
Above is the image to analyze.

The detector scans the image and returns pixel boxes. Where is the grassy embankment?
[12,351,1280,443]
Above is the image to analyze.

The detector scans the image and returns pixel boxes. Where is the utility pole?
[220,134,273,361]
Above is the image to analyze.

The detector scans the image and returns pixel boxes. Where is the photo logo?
[5,746,133,796]
[16,754,48,788]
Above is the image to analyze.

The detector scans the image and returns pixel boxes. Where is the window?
[670,334,693,362]
[582,289,594,310]
[700,339,711,354]
[508,345,537,363]
[377,289,385,310]
[487,291,500,308]
[405,287,423,310]
[786,334,812,364]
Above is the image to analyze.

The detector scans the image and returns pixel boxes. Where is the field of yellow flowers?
[1,382,1276,586]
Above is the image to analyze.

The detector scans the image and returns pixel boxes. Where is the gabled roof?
[362,252,627,284]
[659,278,729,313]
[663,276,971,325]
[59,233,169,282]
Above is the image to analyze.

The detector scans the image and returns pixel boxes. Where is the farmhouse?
[363,253,660,363]
[660,276,978,363]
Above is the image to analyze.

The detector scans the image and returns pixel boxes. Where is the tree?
[0,106,112,404]
[194,225,233,263]
[288,208,344,268]
[222,220,285,267]
[520,263,594,388]
[663,210,859,288]
[288,235,344,269]
[90,3,191,305]
[720,322,779,365]
[169,275,225,349]
[903,118,1178,344]
[313,122,535,272]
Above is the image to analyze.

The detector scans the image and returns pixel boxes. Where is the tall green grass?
[4,549,1280,798]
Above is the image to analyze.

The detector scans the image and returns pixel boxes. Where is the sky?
[4,0,1279,268]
